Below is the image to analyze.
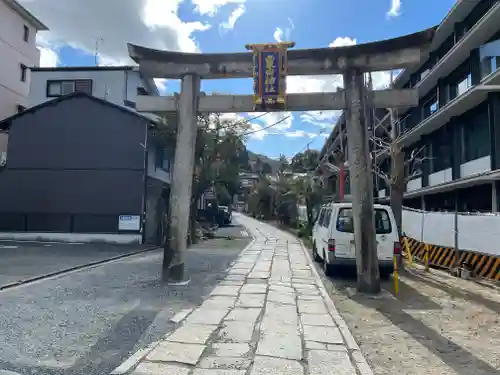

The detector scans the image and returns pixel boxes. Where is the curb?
[299,239,375,375]
[0,246,161,292]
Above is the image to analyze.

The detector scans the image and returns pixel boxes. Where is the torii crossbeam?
[129,26,437,290]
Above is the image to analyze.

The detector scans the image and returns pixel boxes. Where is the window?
[422,95,438,119]
[20,64,27,82]
[316,209,325,225]
[17,105,26,113]
[155,146,170,171]
[336,208,392,234]
[123,100,136,109]
[457,74,472,96]
[46,80,92,97]
[23,25,29,42]
[462,109,490,162]
[321,209,331,227]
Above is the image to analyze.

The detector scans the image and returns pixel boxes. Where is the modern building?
[0,0,48,158]
[318,0,500,213]
[29,65,159,112]
[0,92,174,244]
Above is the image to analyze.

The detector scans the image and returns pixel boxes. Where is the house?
[0,92,174,244]
[29,65,159,113]
[318,0,500,213]
[0,0,48,158]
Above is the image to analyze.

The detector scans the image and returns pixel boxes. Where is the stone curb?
[0,246,161,292]
[299,239,375,375]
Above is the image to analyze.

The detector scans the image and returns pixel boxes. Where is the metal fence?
[402,206,500,257]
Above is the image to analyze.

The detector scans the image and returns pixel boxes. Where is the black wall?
[0,96,148,233]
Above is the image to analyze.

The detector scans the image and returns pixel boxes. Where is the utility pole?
[162,74,200,283]
[343,68,380,294]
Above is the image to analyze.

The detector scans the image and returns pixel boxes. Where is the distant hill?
[247,151,281,174]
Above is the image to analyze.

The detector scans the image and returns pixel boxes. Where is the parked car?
[219,205,232,225]
[311,202,400,278]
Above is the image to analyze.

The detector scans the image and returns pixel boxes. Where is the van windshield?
[336,208,392,234]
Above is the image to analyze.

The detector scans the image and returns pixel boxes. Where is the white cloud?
[38,47,59,67]
[273,28,284,43]
[191,0,246,16]
[273,18,294,43]
[286,36,393,129]
[387,0,402,18]
[18,0,212,67]
[154,78,168,93]
[220,4,245,31]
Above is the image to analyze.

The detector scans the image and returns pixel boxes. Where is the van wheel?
[323,251,334,276]
[312,243,322,262]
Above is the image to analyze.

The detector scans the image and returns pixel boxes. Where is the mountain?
[247,150,281,174]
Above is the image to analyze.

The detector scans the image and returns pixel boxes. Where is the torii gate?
[128,27,436,290]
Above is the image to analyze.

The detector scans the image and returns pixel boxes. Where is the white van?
[312,202,400,278]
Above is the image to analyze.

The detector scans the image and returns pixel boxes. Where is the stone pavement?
[128,214,373,375]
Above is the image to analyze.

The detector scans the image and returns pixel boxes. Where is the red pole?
[339,163,345,201]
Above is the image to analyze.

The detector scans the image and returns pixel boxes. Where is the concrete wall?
[402,207,500,256]
[0,0,41,122]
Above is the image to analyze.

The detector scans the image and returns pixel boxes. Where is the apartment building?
[0,0,47,160]
[29,66,159,111]
[318,0,500,213]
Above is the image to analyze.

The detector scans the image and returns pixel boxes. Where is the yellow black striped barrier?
[402,236,500,281]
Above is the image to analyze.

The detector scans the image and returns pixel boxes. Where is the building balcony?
[398,68,500,147]
[414,1,500,99]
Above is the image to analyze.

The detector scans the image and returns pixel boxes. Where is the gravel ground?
[0,237,250,375]
[314,261,500,375]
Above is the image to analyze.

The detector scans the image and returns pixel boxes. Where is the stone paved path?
[127,214,373,375]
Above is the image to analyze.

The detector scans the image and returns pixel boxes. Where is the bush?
[296,220,310,238]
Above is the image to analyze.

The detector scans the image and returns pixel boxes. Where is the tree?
[291,149,320,172]
[370,72,427,238]
[189,113,251,240]
[289,175,323,235]
[155,113,251,247]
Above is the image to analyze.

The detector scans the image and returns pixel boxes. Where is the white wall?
[0,0,41,121]
[29,69,158,109]
[402,208,500,256]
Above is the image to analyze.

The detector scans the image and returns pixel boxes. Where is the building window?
[46,80,93,97]
[23,25,29,42]
[123,100,136,109]
[155,146,170,172]
[17,105,26,113]
[456,74,472,96]
[429,127,452,173]
[137,87,148,96]
[20,64,27,82]
[422,95,438,119]
[462,110,490,163]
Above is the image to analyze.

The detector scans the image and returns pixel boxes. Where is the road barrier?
[403,236,500,281]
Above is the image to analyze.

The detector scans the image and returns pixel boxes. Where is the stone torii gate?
[128,27,436,289]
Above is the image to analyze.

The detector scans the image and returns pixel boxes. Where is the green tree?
[291,149,320,173]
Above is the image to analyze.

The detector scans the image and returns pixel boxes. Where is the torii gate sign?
[128,27,436,288]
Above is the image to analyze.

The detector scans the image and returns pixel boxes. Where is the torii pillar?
[128,26,436,287]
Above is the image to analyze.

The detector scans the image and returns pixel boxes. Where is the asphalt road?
[0,237,250,375]
[0,242,153,287]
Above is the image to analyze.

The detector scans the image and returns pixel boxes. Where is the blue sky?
[26,0,456,159]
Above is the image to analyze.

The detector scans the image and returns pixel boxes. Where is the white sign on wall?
[119,215,141,231]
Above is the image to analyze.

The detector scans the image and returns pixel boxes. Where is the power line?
[240,115,292,136]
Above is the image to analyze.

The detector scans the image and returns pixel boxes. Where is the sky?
[22,0,456,159]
